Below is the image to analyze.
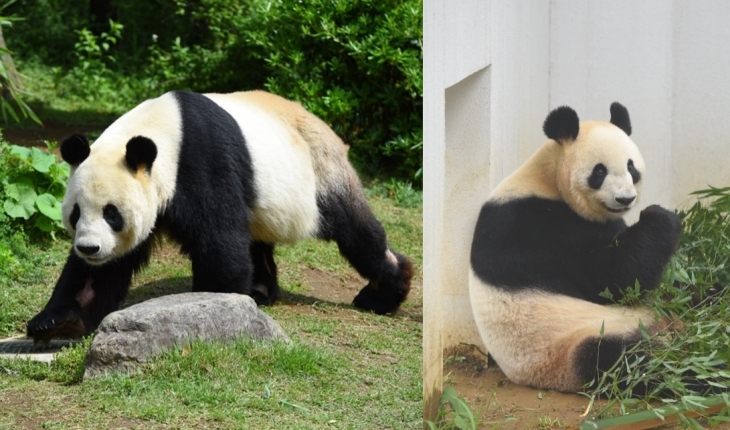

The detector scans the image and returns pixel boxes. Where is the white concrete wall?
[670,1,730,206]
[423,0,490,417]
[550,0,730,213]
[423,0,549,419]
[424,0,730,420]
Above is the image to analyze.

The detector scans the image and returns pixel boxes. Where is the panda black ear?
[60,134,90,166]
[125,136,158,174]
[543,106,580,143]
[610,102,632,136]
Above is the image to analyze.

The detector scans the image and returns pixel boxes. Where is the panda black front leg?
[27,250,94,343]
[599,205,683,296]
[27,237,153,343]
[250,241,280,306]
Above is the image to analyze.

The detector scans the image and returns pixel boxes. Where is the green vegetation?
[425,386,479,430]
[5,0,423,183]
[0,2,422,427]
[585,187,730,426]
[0,140,69,238]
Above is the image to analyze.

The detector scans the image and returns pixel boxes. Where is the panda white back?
[469,103,683,394]
[204,92,320,243]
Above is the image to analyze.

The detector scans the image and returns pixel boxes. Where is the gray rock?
[83,292,288,379]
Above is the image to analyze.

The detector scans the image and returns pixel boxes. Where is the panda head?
[61,134,159,265]
[543,102,645,222]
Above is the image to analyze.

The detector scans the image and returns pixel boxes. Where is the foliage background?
[6,0,423,183]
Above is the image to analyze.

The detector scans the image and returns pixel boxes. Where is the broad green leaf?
[30,147,55,173]
[36,193,63,221]
[9,145,30,160]
[4,180,37,219]
[34,215,55,232]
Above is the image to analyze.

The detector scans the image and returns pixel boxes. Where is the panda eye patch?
[587,163,608,190]
[627,159,641,184]
[70,204,80,229]
[103,204,124,232]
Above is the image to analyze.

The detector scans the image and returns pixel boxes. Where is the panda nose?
[76,245,100,255]
[615,196,636,206]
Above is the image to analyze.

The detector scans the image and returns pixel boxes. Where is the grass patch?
[0,188,422,429]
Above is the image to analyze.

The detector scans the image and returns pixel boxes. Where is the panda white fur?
[27,90,413,342]
[469,103,684,394]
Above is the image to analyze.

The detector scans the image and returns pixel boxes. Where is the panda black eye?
[103,204,124,232]
[70,204,80,229]
[627,159,641,184]
[588,163,608,190]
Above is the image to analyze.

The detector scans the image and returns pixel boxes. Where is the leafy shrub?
[588,186,730,423]
[238,0,423,181]
[674,186,730,290]
[368,179,423,208]
[9,0,423,184]
[145,0,423,181]
[0,140,69,238]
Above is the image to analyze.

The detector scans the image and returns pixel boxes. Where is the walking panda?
[27,90,413,343]
[469,102,683,393]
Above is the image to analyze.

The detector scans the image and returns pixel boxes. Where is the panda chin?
[603,204,630,214]
[78,254,112,266]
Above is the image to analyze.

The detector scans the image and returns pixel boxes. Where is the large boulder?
[83,292,288,379]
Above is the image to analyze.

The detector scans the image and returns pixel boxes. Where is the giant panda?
[468,103,684,394]
[27,90,413,343]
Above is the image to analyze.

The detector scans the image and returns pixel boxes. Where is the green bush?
[240,0,423,181]
[8,0,423,184]
[0,140,69,238]
[588,187,730,422]
[147,0,423,181]
[674,186,730,289]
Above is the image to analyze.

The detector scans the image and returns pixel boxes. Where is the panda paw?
[353,253,413,314]
[353,284,400,314]
[639,205,683,243]
[26,307,89,344]
[249,282,279,306]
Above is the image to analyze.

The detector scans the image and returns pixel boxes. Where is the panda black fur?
[27,90,413,343]
[469,103,683,394]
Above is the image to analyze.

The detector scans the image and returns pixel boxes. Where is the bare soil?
[2,121,103,148]
[443,344,596,429]
[443,345,730,429]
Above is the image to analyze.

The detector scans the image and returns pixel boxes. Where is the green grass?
[0,192,422,429]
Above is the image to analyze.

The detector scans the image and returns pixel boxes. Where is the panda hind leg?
[318,192,413,314]
[575,331,723,397]
[249,241,280,306]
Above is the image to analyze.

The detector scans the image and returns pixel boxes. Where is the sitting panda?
[27,90,413,343]
[469,102,683,394]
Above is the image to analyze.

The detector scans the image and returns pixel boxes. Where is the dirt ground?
[443,344,600,429]
[443,344,730,429]
[2,121,103,149]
